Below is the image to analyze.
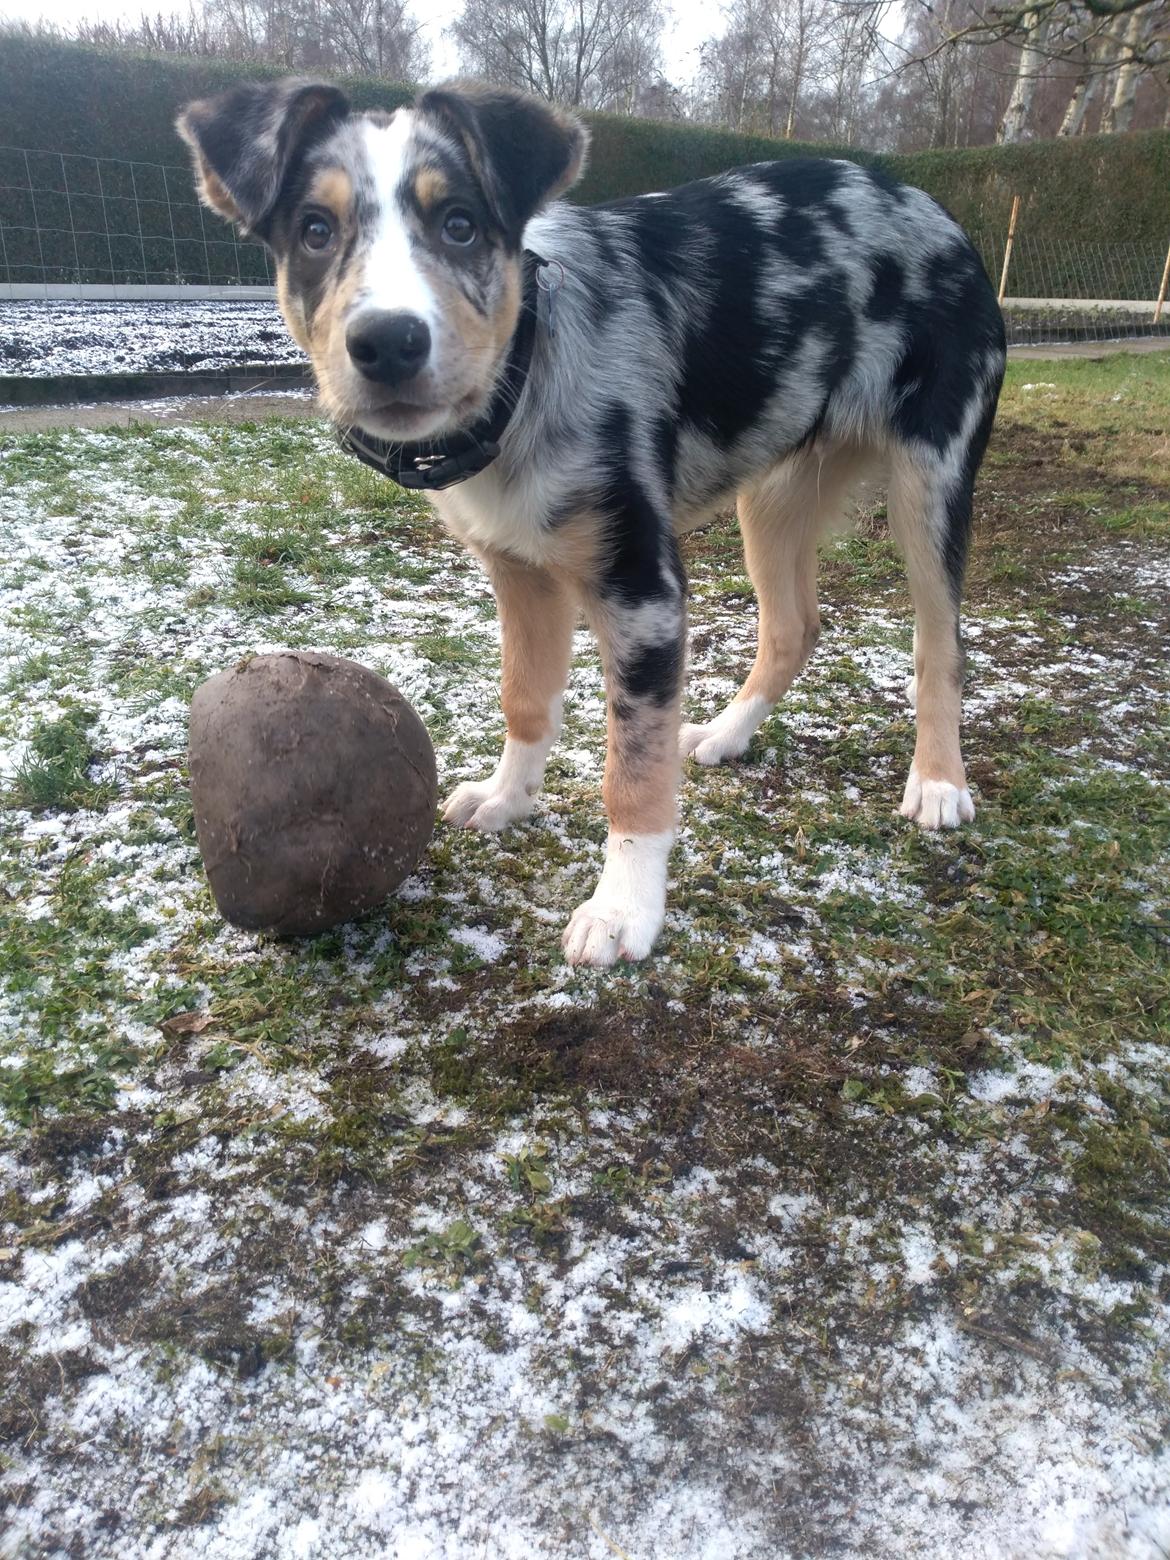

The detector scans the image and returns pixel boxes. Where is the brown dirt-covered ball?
[188,652,437,936]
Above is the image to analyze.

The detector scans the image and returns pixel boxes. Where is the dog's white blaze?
[562,830,673,967]
[357,113,437,328]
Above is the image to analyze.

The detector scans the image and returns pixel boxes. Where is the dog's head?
[177,80,587,440]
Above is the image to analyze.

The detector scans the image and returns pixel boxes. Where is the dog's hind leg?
[680,445,861,765]
[886,446,978,830]
[443,548,575,831]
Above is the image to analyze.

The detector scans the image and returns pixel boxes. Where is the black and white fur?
[178,79,1006,968]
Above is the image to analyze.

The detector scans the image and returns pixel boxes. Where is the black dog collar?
[336,250,544,492]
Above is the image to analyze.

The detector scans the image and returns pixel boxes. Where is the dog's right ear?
[176,78,348,235]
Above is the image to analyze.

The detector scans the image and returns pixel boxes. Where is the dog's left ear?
[177,78,349,235]
[417,83,588,244]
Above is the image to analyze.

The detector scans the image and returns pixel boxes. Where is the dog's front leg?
[563,536,687,967]
[443,547,575,831]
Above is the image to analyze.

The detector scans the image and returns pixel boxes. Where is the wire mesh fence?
[969,230,1170,347]
[0,145,272,289]
[2,144,1169,349]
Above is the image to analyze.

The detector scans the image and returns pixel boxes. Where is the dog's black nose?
[346,311,431,385]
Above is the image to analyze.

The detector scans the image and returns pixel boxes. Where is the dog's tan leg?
[681,445,864,764]
[443,548,575,831]
[561,539,687,967]
[887,451,974,830]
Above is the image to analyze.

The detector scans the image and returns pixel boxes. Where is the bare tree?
[998,7,1053,138]
[73,0,429,75]
[694,0,770,130]
[74,7,229,55]
[450,0,665,108]
[819,0,885,141]
[317,0,430,77]
[1099,5,1153,126]
[909,0,1169,135]
[778,0,833,134]
[694,0,843,138]
[1056,24,1114,131]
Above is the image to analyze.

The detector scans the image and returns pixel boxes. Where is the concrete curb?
[0,362,314,407]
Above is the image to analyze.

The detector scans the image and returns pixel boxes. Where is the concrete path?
[1009,335,1170,361]
[0,389,319,434]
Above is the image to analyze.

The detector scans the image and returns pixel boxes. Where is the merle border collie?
[178,79,1006,967]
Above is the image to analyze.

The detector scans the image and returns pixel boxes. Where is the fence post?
[1154,238,1170,326]
[998,195,1021,307]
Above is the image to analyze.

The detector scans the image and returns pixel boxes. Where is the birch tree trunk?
[1100,10,1147,133]
[1057,30,1111,138]
[998,10,1052,142]
[1058,69,1099,134]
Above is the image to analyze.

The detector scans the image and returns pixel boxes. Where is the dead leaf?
[160,1010,215,1037]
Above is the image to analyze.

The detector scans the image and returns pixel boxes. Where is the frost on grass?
[1,395,1169,1559]
[0,299,305,377]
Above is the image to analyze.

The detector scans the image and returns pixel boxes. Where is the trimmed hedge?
[0,34,855,191]
[886,132,1170,249]
[1,33,1167,270]
[575,114,866,204]
[0,35,413,162]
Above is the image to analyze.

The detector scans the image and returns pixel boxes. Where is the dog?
[177,79,1006,968]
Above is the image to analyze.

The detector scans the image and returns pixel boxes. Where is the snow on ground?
[0,299,305,377]
[0,409,1168,1558]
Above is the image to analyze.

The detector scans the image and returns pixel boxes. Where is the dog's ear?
[176,78,348,234]
[416,83,588,244]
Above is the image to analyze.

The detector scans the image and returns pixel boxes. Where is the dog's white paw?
[680,695,770,767]
[899,767,975,830]
[561,830,671,967]
[442,734,554,832]
[562,901,663,966]
[905,675,918,708]
[442,777,534,832]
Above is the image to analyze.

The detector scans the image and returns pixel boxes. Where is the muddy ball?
[189,652,437,935]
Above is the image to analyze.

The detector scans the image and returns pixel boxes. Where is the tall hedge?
[1,32,1167,262]
[575,114,865,204]
[886,132,1170,248]
[0,35,413,162]
[0,34,855,191]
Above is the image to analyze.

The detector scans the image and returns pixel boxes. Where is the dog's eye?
[301,214,334,253]
[442,209,477,247]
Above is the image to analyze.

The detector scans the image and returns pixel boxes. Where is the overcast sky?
[0,0,719,84]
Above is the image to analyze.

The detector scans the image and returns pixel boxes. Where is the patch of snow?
[448,924,508,963]
[0,299,306,377]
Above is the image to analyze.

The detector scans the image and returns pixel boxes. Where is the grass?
[5,705,110,811]
[0,352,1168,1555]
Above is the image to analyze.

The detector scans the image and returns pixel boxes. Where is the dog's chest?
[429,462,576,568]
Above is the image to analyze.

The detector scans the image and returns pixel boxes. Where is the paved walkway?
[1009,335,1170,360]
[0,389,318,434]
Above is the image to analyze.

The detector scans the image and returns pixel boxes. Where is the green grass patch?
[6,706,110,812]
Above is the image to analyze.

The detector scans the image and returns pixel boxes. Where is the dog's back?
[518,156,1004,532]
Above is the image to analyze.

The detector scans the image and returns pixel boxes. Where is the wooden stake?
[1154,237,1170,325]
[998,195,1021,307]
